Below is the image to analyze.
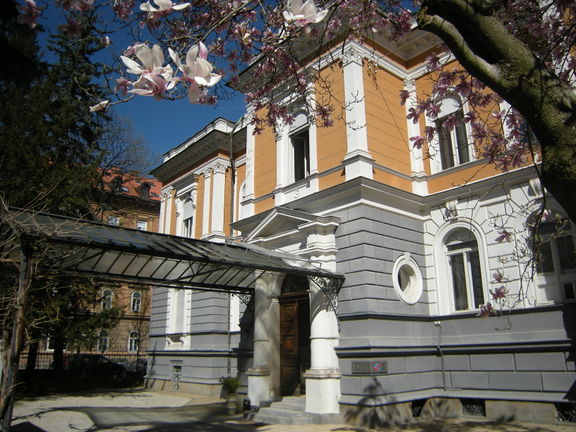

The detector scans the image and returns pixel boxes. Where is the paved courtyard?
[11,389,576,432]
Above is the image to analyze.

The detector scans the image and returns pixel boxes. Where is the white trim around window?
[427,97,475,174]
[434,220,489,314]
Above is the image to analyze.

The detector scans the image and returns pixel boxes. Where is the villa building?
[146,27,576,424]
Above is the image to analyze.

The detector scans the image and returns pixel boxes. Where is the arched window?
[444,228,485,311]
[128,330,140,353]
[101,289,113,310]
[97,330,109,353]
[531,212,576,302]
[433,97,471,171]
[131,291,142,313]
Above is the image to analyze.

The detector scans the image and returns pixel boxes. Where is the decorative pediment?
[244,207,340,260]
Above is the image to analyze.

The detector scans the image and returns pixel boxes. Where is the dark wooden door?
[279,293,310,396]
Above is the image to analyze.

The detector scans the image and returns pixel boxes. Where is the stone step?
[253,397,343,425]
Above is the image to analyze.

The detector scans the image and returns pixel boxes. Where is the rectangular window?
[290,129,310,182]
[183,217,194,237]
[108,215,120,226]
[136,220,148,231]
[436,111,469,170]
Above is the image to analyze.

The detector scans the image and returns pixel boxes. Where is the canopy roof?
[2,208,343,294]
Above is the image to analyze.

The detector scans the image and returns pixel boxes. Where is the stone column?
[210,161,227,237]
[342,44,374,181]
[304,278,341,414]
[248,273,281,407]
[201,168,211,237]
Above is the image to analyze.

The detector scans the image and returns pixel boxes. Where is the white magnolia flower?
[140,0,190,17]
[121,44,175,100]
[169,42,221,103]
[283,0,327,26]
[90,100,110,112]
[121,43,168,76]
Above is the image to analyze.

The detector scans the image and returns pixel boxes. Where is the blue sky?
[38,3,246,168]
[113,88,246,161]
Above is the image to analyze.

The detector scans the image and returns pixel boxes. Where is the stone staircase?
[252,397,343,425]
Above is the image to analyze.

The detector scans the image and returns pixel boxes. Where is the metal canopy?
[3,209,344,295]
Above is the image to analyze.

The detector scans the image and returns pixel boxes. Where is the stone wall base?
[341,398,563,426]
[341,401,413,427]
[485,399,557,424]
[145,377,222,397]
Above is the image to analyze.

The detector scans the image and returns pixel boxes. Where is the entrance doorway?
[279,275,310,396]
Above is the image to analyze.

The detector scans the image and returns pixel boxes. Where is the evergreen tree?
[0,5,107,216]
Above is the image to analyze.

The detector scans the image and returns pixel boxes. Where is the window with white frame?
[136,220,148,231]
[392,253,423,305]
[532,215,576,302]
[101,289,113,310]
[290,128,310,182]
[97,330,109,352]
[131,291,142,312]
[285,110,312,184]
[128,330,140,353]
[183,216,194,237]
[108,215,120,226]
[433,98,472,171]
[179,192,196,237]
[444,228,485,311]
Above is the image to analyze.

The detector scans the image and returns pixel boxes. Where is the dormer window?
[139,182,151,198]
[111,176,123,193]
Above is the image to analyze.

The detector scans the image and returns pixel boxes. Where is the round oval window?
[392,254,423,305]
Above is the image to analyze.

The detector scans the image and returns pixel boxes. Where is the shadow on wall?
[344,378,411,428]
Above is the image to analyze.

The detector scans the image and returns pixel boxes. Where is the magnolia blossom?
[17,0,41,29]
[121,44,175,100]
[58,0,94,12]
[283,0,327,27]
[131,71,175,100]
[169,42,221,103]
[90,100,110,112]
[140,0,190,22]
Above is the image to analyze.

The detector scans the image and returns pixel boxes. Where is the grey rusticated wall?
[147,287,249,395]
[333,203,576,406]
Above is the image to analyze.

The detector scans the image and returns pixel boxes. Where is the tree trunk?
[52,336,65,373]
[25,337,39,372]
[418,0,576,223]
[0,241,32,432]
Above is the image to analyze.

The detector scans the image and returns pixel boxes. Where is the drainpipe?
[435,320,447,391]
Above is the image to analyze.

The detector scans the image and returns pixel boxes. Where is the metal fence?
[19,351,147,372]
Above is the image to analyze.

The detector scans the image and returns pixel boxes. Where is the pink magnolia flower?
[479,303,494,318]
[399,90,410,106]
[114,0,135,20]
[283,0,328,27]
[115,77,131,96]
[131,72,175,100]
[490,286,506,300]
[140,0,190,22]
[17,0,41,29]
[492,271,504,283]
[495,229,512,243]
[168,42,221,103]
[57,0,94,12]
[410,136,424,149]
